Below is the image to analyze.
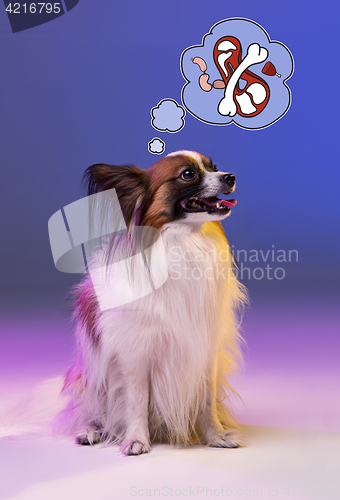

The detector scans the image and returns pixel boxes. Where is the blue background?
[0,0,339,308]
[0,6,340,487]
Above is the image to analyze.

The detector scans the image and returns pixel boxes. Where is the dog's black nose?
[220,174,235,188]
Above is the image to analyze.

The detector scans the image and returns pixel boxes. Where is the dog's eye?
[181,169,196,180]
[213,165,218,172]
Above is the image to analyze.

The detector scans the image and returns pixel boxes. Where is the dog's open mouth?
[181,196,237,214]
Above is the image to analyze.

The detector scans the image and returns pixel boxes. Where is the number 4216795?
[6,3,62,14]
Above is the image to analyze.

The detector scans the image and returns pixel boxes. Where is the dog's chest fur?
[98,221,236,368]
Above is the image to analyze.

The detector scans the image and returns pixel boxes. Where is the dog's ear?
[83,164,150,226]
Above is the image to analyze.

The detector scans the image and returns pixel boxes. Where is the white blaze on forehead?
[167,150,205,169]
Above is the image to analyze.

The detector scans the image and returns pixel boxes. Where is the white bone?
[235,93,256,114]
[246,82,267,104]
[217,40,237,52]
[218,43,268,117]
[217,52,233,79]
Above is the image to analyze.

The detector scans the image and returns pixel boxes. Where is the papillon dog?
[54,150,247,455]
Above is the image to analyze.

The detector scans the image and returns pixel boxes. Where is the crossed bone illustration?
[217,42,268,117]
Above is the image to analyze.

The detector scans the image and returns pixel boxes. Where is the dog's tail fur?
[0,377,66,439]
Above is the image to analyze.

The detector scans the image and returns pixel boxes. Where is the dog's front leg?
[120,364,151,456]
[197,367,242,448]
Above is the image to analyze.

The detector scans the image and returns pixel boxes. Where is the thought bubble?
[148,137,165,154]
[181,18,294,130]
[151,99,185,133]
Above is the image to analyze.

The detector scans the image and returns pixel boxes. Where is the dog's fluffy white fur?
[53,150,247,455]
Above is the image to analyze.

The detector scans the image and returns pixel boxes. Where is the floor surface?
[0,292,339,500]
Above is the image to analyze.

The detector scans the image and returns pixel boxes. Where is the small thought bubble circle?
[151,99,185,133]
[148,137,165,154]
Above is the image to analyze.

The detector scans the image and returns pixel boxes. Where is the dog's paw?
[206,429,242,448]
[120,438,150,456]
[76,428,102,446]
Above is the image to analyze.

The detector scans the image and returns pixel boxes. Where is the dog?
[54,150,247,455]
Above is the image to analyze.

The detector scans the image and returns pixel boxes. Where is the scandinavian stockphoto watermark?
[49,189,299,311]
[169,244,298,282]
[130,486,264,497]
[130,484,339,497]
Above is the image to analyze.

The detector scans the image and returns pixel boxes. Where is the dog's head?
[84,150,236,229]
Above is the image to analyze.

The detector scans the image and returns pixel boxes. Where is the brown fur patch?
[72,279,101,348]
[142,154,204,228]
[84,164,151,227]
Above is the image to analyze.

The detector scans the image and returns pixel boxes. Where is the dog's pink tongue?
[220,199,237,207]
[202,198,237,208]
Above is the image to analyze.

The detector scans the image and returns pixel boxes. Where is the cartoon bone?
[218,43,268,117]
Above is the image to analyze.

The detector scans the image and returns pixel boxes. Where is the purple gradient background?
[1,290,339,432]
[0,1,339,497]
